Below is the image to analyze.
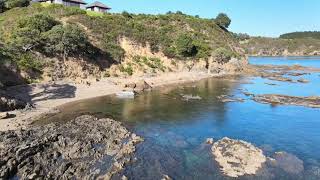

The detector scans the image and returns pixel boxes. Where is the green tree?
[215,13,231,29]
[9,14,58,51]
[42,24,89,61]
[175,34,197,57]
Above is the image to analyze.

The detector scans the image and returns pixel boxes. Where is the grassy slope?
[0,3,243,86]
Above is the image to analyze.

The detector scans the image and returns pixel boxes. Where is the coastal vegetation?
[280,31,320,40]
[241,36,320,56]
[0,3,242,87]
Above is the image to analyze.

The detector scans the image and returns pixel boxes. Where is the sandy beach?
[0,71,214,131]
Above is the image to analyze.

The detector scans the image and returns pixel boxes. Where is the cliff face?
[241,37,320,56]
[0,4,247,87]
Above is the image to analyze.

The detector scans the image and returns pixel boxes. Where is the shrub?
[193,40,211,59]
[122,11,132,19]
[16,53,43,71]
[119,64,133,75]
[233,33,250,41]
[215,13,231,29]
[213,47,236,64]
[163,46,176,58]
[18,13,58,33]
[175,34,197,57]
[4,0,29,10]
[103,42,125,63]
[42,24,90,59]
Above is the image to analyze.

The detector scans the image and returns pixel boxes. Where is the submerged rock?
[272,152,304,174]
[0,115,143,179]
[253,94,320,108]
[181,94,202,101]
[287,72,310,76]
[217,95,244,103]
[211,137,266,177]
[267,76,294,82]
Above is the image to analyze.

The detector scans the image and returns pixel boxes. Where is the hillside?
[0,3,246,88]
[241,37,320,56]
[280,31,320,40]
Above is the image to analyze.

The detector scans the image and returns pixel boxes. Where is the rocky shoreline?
[252,94,320,108]
[0,115,143,179]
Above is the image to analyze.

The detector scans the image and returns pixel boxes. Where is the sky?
[89,0,320,37]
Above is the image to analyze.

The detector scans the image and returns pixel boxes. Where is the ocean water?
[36,57,320,179]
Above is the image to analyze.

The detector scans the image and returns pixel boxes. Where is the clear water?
[36,57,320,179]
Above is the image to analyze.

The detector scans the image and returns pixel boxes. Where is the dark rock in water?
[252,94,320,108]
[217,95,244,103]
[243,91,254,97]
[124,80,152,94]
[134,80,152,93]
[297,78,309,83]
[271,152,304,174]
[287,72,310,77]
[265,83,278,86]
[267,76,294,82]
[0,115,143,179]
[181,94,202,101]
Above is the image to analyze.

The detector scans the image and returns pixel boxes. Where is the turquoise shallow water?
[38,57,320,179]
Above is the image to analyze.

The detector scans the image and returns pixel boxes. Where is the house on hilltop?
[86,1,111,13]
[33,0,111,12]
[34,0,87,9]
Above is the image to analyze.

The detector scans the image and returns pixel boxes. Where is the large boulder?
[212,137,266,177]
[123,80,152,93]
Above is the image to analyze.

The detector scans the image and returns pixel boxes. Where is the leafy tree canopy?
[175,34,197,57]
[42,24,90,59]
[215,13,231,29]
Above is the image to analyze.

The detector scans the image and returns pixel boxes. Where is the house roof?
[86,1,111,9]
[69,0,87,4]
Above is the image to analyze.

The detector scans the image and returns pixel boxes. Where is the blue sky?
[90,0,320,37]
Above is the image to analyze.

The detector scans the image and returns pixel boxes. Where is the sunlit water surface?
[36,57,320,180]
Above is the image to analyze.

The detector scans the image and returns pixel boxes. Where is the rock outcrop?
[211,137,266,177]
[0,115,143,179]
[123,80,152,94]
[252,94,320,108]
